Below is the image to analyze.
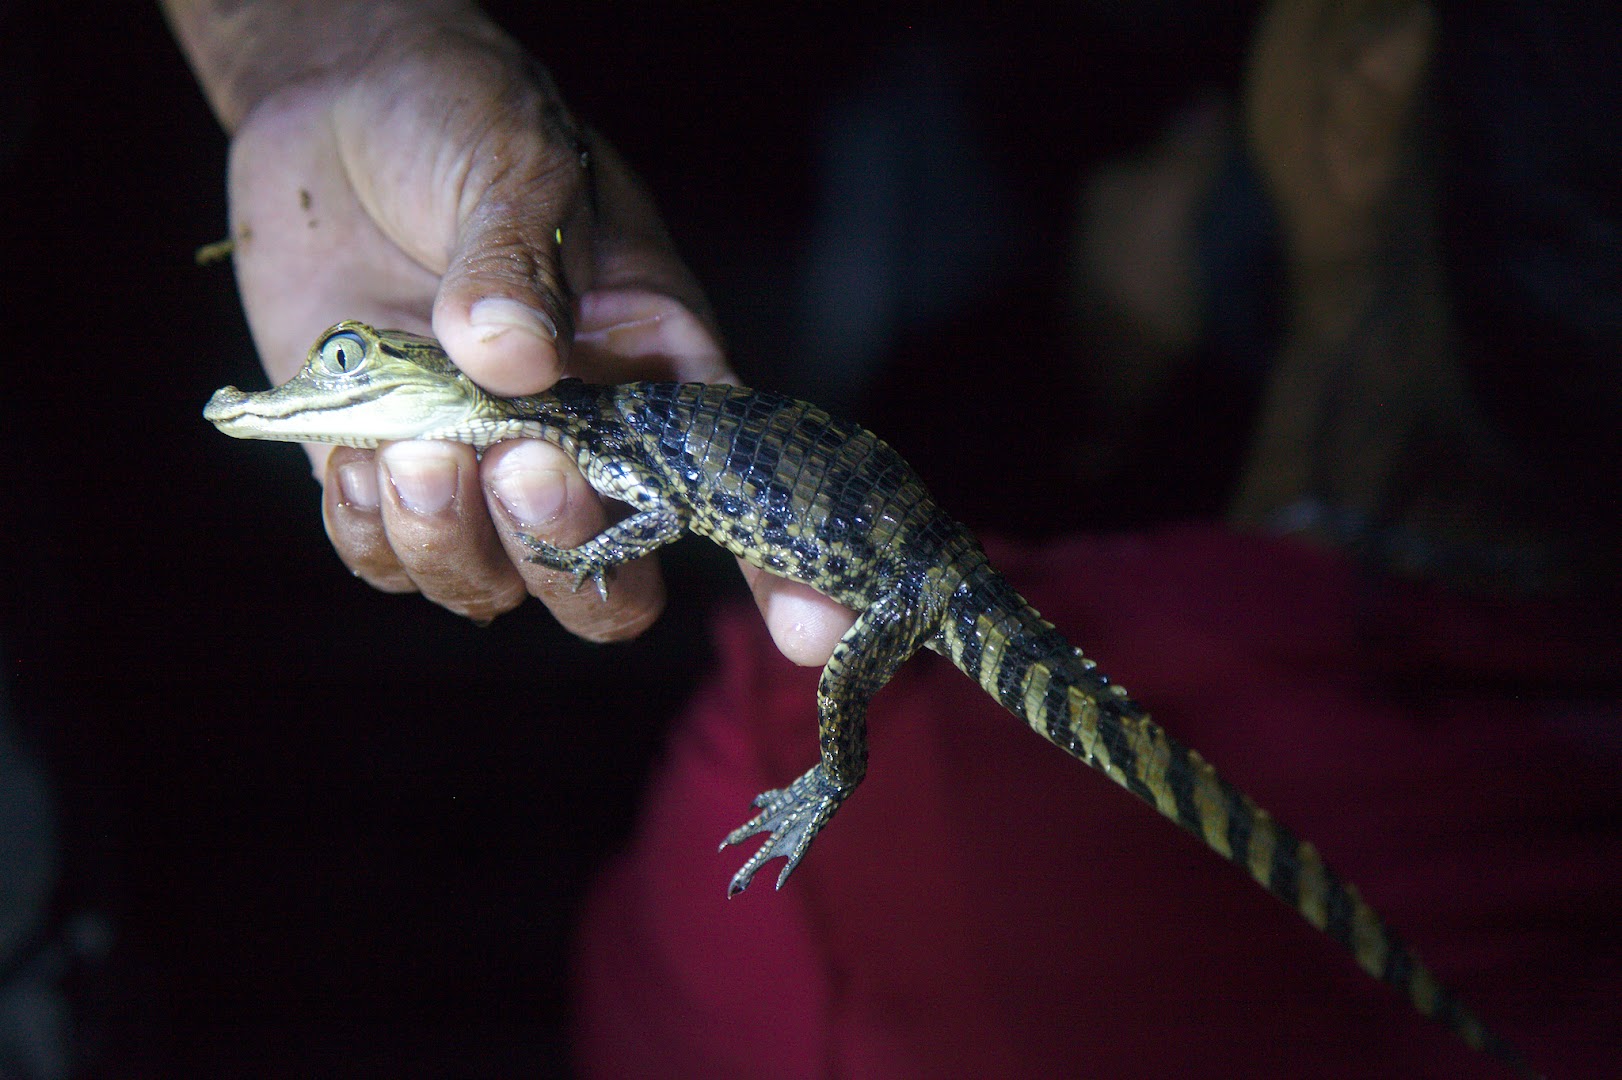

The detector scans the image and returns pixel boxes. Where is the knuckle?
[457,238,567,302]
[404,542,526,616]
[348,558,419,595]
[558,598,663,644]
[428,579,528,623]
[539,562,665,643]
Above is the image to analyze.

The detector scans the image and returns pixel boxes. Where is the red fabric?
[573,525,1621,1079]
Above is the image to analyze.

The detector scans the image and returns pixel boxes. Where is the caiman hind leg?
[721,587,939,895]
[517,508,687,600]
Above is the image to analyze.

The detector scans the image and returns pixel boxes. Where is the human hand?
[1244,0,1434,269]
[170,2,852,659]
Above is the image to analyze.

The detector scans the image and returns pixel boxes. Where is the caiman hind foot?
[720,764,849,896]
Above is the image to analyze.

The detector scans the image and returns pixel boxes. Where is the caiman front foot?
[720,764,848,896]
[514,509,687,602]
[515,532,613,600]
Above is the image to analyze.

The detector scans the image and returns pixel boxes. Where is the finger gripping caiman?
[205,322,1536,1077]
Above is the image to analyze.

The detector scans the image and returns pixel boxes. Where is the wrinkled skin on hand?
[211,15,852,658]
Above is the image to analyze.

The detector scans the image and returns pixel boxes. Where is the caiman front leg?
[722,586,940,895]
[517,508,687,600]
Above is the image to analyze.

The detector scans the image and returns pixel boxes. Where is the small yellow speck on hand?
[555,227,563,246]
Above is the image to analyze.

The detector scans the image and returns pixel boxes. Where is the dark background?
[0,3,1261,1075]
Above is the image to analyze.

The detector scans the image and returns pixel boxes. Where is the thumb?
[432,139,592,396]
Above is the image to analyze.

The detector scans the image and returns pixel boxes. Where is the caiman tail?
[932,556,1534,1079]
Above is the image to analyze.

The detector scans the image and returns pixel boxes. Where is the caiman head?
[204,321,531,449]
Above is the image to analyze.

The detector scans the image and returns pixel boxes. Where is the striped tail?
[935,562,1535,1078]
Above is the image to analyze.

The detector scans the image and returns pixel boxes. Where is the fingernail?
[488,443,569,525]
[335,460,380,510]
[382,442,459,514]
[469,297,558,345]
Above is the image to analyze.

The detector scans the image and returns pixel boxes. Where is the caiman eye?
[317,331,368,375]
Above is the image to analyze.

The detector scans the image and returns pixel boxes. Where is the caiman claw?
[720,764,848,896]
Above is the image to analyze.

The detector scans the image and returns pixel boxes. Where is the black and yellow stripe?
[938,562,1534,1079]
